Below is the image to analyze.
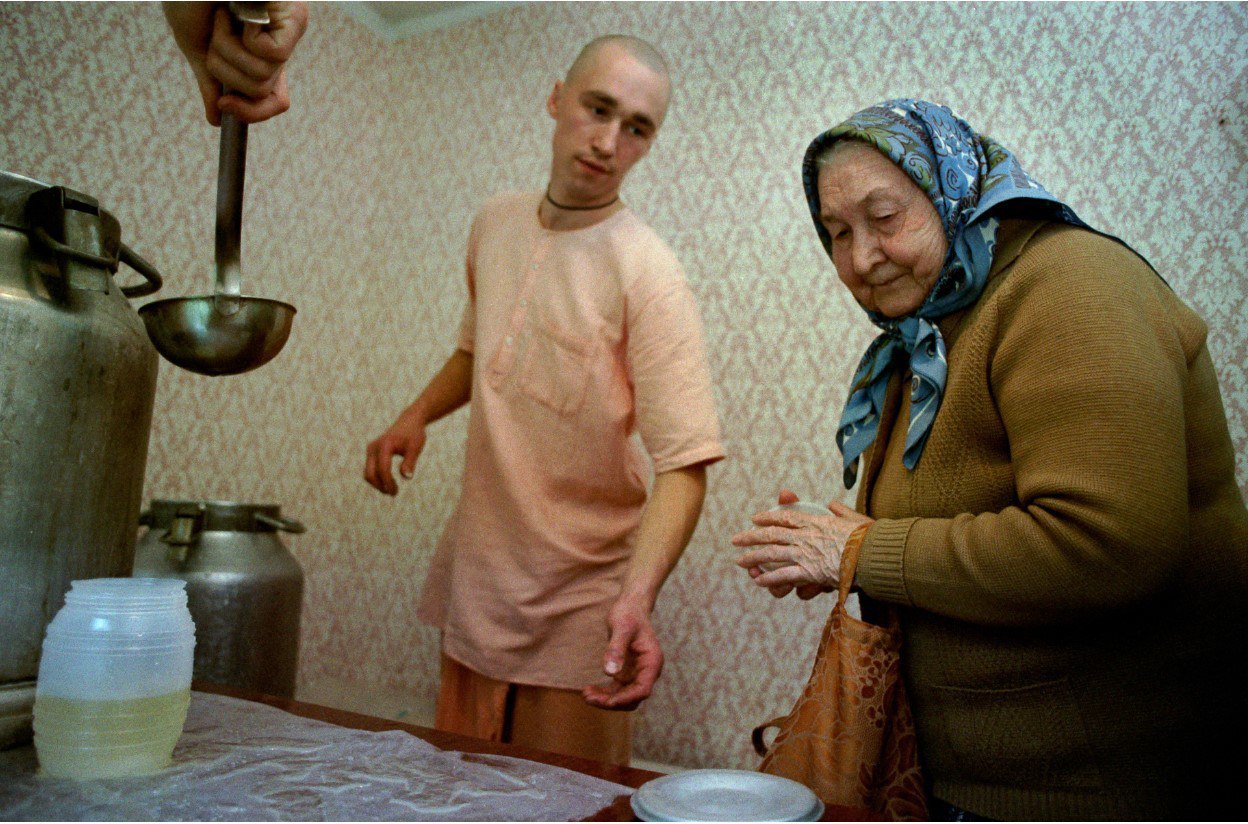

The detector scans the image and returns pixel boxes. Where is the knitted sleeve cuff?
[857,517,919,605]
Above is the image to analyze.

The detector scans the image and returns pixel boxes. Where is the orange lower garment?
[435,652,632,766]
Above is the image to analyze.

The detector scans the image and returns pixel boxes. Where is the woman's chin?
[872,290,926,319]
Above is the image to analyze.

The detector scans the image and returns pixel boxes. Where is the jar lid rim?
[68,578,187,598]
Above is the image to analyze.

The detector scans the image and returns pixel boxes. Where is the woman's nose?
[851,233,882,275]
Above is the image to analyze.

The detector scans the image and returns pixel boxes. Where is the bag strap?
[837,523,868,605]
[751,716,786,757]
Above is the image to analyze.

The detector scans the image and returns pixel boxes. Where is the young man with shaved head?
[364,36,723,764]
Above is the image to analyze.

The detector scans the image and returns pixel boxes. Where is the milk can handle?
[34,229,161,296]
[161,507,206,546]
[255,513,306,534]
[118,243,163,298]
[26,186,163,298]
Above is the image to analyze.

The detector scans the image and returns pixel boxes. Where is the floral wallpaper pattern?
[3,1,1244,769]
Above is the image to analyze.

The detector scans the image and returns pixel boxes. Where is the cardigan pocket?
[518,323,592,416]
[929,678,1103,791]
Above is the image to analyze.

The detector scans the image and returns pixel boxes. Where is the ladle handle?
[214,3,267,316]
[214,109,246,313]
[228,2,271,25]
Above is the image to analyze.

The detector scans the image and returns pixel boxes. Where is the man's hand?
[582,599,663,712]
[164,1,308,125]
[364,412,427,496]
[363,351,472,496]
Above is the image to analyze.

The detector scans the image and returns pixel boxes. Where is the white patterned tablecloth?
[0,691,631,821]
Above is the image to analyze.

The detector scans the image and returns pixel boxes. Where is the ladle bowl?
[140,295,295,376]
[144,27,295,379]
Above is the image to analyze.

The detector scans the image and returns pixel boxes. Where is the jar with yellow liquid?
[33,578,196,779]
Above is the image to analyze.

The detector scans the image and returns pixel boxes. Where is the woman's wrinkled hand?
[732,489,873,598]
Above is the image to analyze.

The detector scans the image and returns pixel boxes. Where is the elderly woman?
[733,99,1248,821]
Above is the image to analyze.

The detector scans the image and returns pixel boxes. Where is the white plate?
[630,769,824,822]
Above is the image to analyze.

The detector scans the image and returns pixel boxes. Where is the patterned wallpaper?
[3,1,1245,770]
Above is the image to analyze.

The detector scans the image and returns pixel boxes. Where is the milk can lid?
[141,500,304,534]
[1,170,122,259]
[0,171,52,232]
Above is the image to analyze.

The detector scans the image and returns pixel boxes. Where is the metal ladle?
[139,4,295,377]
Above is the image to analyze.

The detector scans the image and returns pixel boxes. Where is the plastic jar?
[32,578,196,779]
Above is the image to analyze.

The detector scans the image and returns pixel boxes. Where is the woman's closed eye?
[870,212,903,235]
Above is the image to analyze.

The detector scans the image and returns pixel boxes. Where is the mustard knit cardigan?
[853,219,1248,820]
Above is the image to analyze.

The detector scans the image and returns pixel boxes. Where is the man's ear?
[546,80,563,119]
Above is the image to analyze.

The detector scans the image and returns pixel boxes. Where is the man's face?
[546,43,669,206]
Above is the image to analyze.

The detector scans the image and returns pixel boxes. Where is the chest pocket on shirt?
[519,323,592,415]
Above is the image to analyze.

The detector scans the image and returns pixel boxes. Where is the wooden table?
[194,680,877,821]
[195,680,653,820]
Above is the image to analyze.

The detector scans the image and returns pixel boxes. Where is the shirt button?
[531,262,539,269]
[505,336,514,346]
[519,299,527,308]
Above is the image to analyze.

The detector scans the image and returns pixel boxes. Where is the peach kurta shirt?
[417,191,724,689]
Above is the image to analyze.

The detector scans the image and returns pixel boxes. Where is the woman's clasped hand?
[732,490,872,600]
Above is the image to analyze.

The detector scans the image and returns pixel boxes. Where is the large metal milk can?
[0,171,164,748]
[134,500,305,698]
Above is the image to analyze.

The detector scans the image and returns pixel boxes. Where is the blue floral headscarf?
[804,99,1112,488]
